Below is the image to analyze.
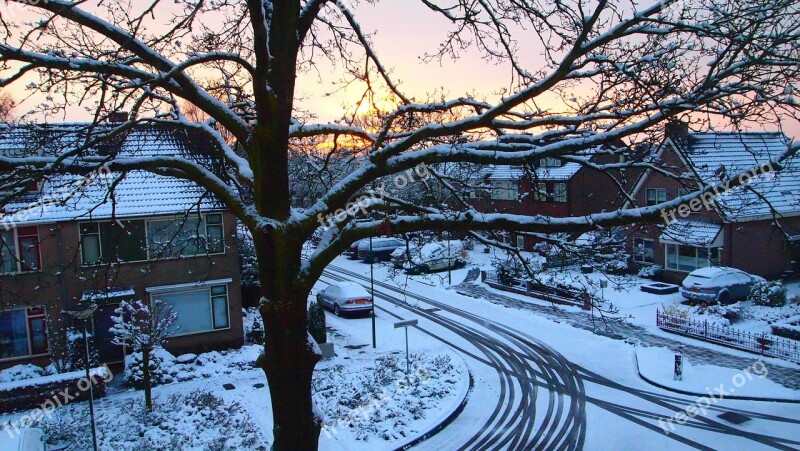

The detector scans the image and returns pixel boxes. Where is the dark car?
[357,238,405,263]
[344,238,369,259]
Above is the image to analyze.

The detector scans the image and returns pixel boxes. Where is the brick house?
[627,123,800,284]
[468,146,640,248]
[0,123,244,371]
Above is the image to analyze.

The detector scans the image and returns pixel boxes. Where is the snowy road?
[322,261,800,451]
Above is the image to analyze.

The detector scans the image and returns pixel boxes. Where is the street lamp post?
[65,304,99,451]
[370,236,376,348]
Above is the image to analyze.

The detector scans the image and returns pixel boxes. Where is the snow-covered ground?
[0,304,468,450]
[326,252,800,450]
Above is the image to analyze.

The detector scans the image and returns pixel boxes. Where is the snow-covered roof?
[678,132,798,220]
[0,123,226,226]
[659,219,723,247]
[484,161,585,181]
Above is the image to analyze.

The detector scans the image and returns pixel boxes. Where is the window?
[81,214,224,264]
[633,238,655,264]
[665,244,720,272]
[646,188,667,206]
[553,183,568,203]
[539,157,562,168]
[80,220,147,264]
[0,307,48,360]
[154,283,230,336]
[533,182,567,203]
[491,181,518,200]
[0,227,40,273]
[147,214,225,259]
[516,235,525,249]
[533,182,548,201]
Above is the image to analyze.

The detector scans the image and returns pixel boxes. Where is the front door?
[93,303,125,364]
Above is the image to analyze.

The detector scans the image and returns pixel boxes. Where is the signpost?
[394,319,418,374]
[674,354,683,381]
[370,236,376,349]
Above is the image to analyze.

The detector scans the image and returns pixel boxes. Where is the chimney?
[665,119,689,147]
[107,111,129,123]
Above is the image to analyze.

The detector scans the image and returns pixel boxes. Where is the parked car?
[344,238,369,259]
[316,281,372,316]
[357,237,405,263]
[680,267,765,305]
[391,243,420,269]
[405,241,466,274]
[0,428,66,451]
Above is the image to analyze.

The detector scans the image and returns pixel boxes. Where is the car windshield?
[683,275,710,285]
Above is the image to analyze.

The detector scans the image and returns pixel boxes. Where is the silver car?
[680,267,765,305]
[316,281,372,316]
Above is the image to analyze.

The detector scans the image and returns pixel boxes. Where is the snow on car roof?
[687,267,740,278]
[333,281,370,297]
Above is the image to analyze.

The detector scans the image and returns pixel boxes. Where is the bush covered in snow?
[62,328,101,372]
[38,389,266,449]
[0,364,49,383]
[313,353,461,442]
[243,307,264,344]
[749,280,787,307]
[638,264,664,280]
[124,347,175,389]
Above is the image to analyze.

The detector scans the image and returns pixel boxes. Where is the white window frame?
[633,237,655,264]
[665,244,720,272]
[147,279,232,338]
[646,188,667,207]
[79,213,226,266]
[491,181,518,201]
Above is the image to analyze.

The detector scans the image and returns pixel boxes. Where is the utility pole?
[370,236,376,348]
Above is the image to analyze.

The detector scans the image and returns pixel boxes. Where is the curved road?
[322,263,800,451]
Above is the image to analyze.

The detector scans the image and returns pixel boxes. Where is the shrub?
[65,328,101,371]
[638,265,664,280]
[662,303,690,319]
[124,347,175,389]
[749,280,787,307]
[307,298,327,344]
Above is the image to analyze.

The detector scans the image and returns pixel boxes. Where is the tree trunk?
[256,229,322,450]
[143,347,153,412]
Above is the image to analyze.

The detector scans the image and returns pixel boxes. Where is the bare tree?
[1,0,799,448]
[0,90,13,122]
[109,299,177,412]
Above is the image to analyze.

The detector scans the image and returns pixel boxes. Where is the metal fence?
[484,271,589,309]
[656,310,800,363]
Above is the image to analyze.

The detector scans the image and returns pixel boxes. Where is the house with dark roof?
[467,146,639,249]
[627,122,800,283]
[0,122,243,371]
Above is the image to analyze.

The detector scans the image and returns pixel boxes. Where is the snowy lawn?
[0,310,468,450]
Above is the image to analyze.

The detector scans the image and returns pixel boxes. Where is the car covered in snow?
[405,241,466,274]
[357,237,405,263]
[0,428,66,451]
[680,267,765,305]
[390,242,420,268]
[316,281,372,316]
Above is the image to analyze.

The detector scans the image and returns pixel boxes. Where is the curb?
[633,349,800,404]
[395,368,475,450]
